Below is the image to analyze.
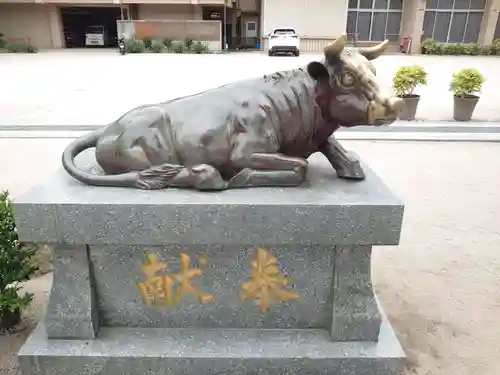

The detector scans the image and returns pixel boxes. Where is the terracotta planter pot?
[398,95,420,121]
[453,95,479,122]
[0,308,21,330]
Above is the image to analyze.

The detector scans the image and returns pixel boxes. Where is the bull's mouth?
[367,98,404,126]
[373,117,398,126]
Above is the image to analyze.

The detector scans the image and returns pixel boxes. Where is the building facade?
[0,0,499,52]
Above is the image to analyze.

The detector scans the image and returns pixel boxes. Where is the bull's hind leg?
[227,153,308,189]
[135,163,227,190]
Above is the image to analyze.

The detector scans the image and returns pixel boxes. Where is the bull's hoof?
[191,164,228,190]
[336,163,366,180]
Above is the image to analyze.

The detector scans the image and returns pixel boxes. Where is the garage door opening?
[60,7,121,48]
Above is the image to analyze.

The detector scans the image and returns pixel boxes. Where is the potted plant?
[449,68,486,121]
[0,190,38,330]
[392,65,428,121]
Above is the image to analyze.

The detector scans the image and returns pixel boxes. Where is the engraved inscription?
[137,252,214,307]
[241,247,298,313]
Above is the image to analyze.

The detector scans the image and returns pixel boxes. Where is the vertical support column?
[48,5,64,48]
[400,0,427,54]
[330,245,381,342]
[45,245,100,339]
[478,0,500,45]
[193,4,203,20]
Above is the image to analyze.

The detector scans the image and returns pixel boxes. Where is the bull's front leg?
[227,153,308,189]
[319,136,365,180]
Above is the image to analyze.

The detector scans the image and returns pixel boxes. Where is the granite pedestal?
[13,151,406,375]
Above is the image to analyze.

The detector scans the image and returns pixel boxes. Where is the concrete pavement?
[0,51,499,126]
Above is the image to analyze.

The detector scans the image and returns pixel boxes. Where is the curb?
[1,121,500,142]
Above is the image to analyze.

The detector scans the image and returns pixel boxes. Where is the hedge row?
[126,37,211,54]
[421,38,500,56]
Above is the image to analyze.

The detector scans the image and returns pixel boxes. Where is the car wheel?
[268,50,273,56]
[294,50,300,57]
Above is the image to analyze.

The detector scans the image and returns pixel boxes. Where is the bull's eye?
[340,72,356,87]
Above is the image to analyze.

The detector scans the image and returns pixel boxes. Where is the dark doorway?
[202,6,233,50]
[60,7,121,48]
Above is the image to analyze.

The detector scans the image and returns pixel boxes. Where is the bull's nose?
[388,97,405,116]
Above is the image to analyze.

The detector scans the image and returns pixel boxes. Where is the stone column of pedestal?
[330,245,381,342]
[44,245,100,339]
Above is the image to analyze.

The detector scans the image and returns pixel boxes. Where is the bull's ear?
[307,62,329,82]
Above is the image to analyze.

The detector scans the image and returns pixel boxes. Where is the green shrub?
[6,42,38,53]
[142,36,153,49]
[190,41,209,54]
[449,68,485,98]
[421,38,438,54]
[171,41,185,53]
[442,44,461,55]
[0,190,38,325]
[421,39,495,56]
[392,65,428,97]
[162,38,173,49]
[462,43,481,56]
[491,38,500,55]
[125,38,145,53]
[184,37,194,50]
[479,44,493,55]
[150,39,164,53]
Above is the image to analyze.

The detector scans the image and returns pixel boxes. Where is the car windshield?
[86,26,104,34]
[273,29,296,35]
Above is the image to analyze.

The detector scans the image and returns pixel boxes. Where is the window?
[423,0,485,43]
[272,28,296,35]
[247,22,256,31]
[347,0,402,42]
[495,12,500,40]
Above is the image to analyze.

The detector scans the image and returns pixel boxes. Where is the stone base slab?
[18,317,405,375]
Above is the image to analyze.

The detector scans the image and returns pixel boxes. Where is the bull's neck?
[261,67,338,150]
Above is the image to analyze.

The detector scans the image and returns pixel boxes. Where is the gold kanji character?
[240,247,298,314]
[137,252,214,307]
[173,253,214,304]
[137,253,174,307]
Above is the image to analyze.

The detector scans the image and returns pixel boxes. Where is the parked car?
[85,25,107,47]
[268,27,300,56]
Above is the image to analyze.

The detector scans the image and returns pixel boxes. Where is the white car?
[268,27,300,56]
[85,25,106,47]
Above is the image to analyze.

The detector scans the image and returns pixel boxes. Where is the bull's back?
[165,81,283,167]
[95,75,310,172]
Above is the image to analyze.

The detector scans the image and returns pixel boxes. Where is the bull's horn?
[359,39,389,61]
[324,32,347,57]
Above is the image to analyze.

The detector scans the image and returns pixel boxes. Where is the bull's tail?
[61,128,139,188]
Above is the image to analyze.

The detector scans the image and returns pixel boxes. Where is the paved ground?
[1,138,500,375]
[0,51,499,126]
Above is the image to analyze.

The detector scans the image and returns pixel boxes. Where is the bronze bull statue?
[62,33,404,191]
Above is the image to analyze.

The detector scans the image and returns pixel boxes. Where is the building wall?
[138,4,202,20]
[0,3,55,48]
[1,0,499,52]
[262,0,348,39]
[238,0,258,12]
